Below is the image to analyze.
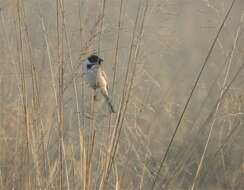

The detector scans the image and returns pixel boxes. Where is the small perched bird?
[83,54,116,113]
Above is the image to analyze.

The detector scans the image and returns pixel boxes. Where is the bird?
[83,54,116,113]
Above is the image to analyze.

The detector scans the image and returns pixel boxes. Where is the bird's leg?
[93,89,97,101]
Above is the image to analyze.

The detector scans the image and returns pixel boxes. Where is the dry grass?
[0,0,244,189]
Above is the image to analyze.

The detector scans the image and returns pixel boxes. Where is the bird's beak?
[99,58,104,64]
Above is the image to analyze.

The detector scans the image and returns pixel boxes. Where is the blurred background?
[0,0,244,189]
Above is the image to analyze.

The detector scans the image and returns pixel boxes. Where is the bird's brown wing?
[101,70,108,82]
[101,70,109,90]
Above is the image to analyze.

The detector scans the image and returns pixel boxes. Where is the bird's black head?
[87,54,103,64]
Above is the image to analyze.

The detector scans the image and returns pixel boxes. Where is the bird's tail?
[102,93,116,113]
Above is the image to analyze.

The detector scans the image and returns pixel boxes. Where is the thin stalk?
[107,0,124,148]
[97,0,106,55]
[56,0,64,189]
[16,0,30,187]
[78,0,86,188]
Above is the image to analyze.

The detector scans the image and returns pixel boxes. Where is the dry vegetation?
[0,0,244,189]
